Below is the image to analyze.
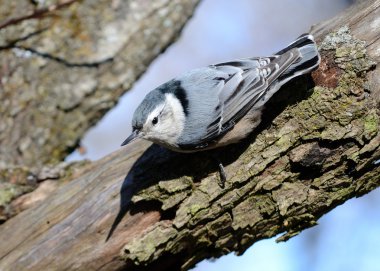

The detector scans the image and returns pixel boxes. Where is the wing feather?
[201,49,300,143]
[176,34,320,150]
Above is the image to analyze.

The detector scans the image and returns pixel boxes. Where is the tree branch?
[0,0,201,167]
[0,0,379,270]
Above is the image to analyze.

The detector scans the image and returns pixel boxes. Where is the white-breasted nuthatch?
[121,34,320,152]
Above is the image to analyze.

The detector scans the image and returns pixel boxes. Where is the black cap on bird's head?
[121,90,166,146]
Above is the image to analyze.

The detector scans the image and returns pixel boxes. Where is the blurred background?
[67,0,380,270]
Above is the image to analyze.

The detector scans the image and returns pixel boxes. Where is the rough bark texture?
[0,0,200,166]
[0,0,379,270]
[0,0,200,221]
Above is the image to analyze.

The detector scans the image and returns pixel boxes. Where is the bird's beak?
[121,129,140,146]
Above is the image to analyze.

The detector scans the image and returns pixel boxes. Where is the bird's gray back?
[176,67,226,145]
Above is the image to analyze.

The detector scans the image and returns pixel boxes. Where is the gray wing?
[201,48,301,143]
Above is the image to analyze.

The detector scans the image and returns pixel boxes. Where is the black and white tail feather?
[274,33,321,83]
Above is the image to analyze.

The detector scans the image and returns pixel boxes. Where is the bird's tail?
[274,33,320,85]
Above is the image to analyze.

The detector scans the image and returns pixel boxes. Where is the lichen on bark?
[120,26,379,269]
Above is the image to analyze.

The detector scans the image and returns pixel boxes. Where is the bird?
[121,33,320,155]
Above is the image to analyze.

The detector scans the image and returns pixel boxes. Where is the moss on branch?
[120,26,379,270]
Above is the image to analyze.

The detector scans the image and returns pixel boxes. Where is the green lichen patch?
[162,191,189,210]
[363,111,379,141]
[320,25,376,74]
[320,26,353,50]
[131,184,163,203]
[122,221,178,264]
[131,177,193,209]
[174,189,211,228]
[0,180,34,222]
[0,183,31,207]
[0,166,36,218]
[158,177,192,194]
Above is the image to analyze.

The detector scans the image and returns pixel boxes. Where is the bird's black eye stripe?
[152,117,158,125]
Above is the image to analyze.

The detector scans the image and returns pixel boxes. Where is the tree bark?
[0,0,200,166]
[0,0,200,221]
[0,0,379,270]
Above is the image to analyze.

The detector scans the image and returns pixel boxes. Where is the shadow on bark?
[106,75,316,241]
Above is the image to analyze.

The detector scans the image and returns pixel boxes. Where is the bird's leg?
[218,162,227,188]
[210,154,227,188]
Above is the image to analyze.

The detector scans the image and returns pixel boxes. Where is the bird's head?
[121,89,186,148]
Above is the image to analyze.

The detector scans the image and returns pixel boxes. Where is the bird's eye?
[152,117,158,125]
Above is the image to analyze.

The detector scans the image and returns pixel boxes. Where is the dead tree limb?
[0,0,379,270]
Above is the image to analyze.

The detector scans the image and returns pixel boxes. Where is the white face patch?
[142,93,186,147]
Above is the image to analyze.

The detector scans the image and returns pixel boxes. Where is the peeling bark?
[0,1,379,271]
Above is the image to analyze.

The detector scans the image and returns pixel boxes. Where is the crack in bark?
[349,0,380,28]
[12,45,114,67]
[366,33,380,48]
[0,28,47,50]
